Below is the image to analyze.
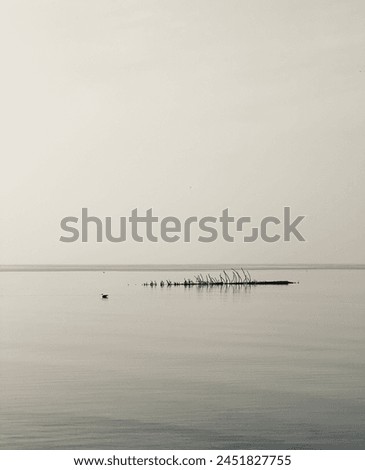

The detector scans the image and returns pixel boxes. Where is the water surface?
[0,268,364,449]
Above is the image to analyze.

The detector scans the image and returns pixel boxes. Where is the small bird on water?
[101,293,109,299]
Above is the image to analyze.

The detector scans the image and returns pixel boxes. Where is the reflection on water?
[0,269,364,449]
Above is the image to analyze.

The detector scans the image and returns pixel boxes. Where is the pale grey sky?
[1,0,364,265]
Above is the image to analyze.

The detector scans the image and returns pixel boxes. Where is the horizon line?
[1,263,365,272]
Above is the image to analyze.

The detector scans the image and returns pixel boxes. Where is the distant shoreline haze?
[1,264,365,272]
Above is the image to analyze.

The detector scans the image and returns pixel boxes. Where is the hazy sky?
[1,0,364,265]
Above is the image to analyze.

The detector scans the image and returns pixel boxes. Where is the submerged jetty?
[143,268,295,287]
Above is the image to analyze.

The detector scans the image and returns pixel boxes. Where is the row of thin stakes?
[143,268,295,287]
[143,268,293,287]
[145,269,253,287]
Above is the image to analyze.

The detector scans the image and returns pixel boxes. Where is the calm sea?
[0,268,364,449]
